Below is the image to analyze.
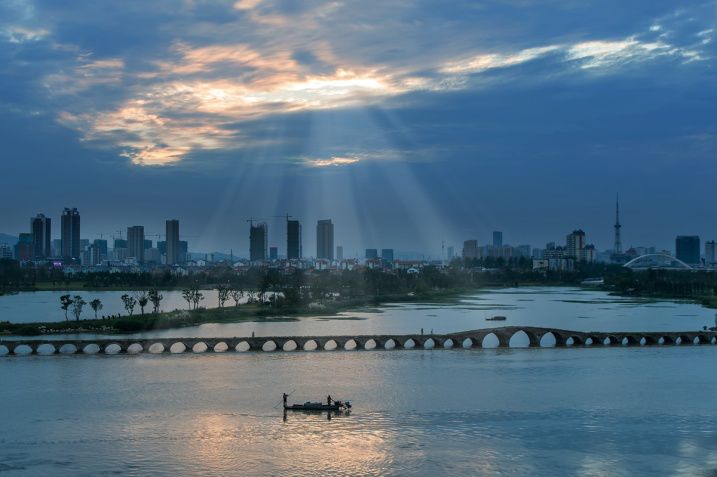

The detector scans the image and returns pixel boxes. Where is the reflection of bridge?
[1,327,716,356]
[623,254,693,270]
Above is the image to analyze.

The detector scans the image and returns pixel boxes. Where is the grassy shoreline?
[0,288,473,337]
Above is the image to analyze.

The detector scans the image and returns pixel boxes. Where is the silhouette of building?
[676,235,700,265]
[127,226,145,263]
[250,222,268,261]
[166,219,180,265]
[365,248,378,259]
[462,240,479,259]
[316,219,334,260]
[179,240,188,263]
[381,249,394,262]
[92,239,108,264]
[61,207,81,260]
[492,231,503,248]
[614,195,622,254]
[31,214,51,259]
[15,233,33,261]
[336,245,344,261]
[706,241,716,267]
[287,219,302,259]
[269,246,278,260]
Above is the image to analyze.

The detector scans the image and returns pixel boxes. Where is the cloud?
[2,26,49,43]
[305,156,361,168]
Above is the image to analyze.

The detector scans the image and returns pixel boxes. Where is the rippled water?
[2,347,717,476]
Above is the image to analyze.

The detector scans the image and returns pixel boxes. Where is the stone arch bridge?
[1,326,716,357]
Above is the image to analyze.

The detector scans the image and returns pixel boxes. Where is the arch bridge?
[1,326,716,356]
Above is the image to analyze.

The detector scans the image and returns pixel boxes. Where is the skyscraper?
[316,219,334,260]
[127,226,145,263]
[166,219,180,265]
[365,248,378,259]
[676,235,700,265]
[492,231,503,248]
[250,222,268,261]
[566,230,586,259]
[92,239,108,264]
[269,246,278,260]
[336,245,344,261]
[706,241,716,267]
[61,207,81,260]
[287,219,302,259]
[31,214,51,259]
[381,248,394,262]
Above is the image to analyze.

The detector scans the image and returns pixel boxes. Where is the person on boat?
[327,395,332,406]
[283,393,288,407]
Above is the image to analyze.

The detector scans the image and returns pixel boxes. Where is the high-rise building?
[52,239,61,257]
[157,240,167,256]
[92,239,108,264]
[31,214,51,259]
[706,241,716,267]
[144,239,153,250]
[492,231,503,248]
[446,246,454,260]
[0,244,12,259]
[463,240,478,259]
[566,230,586,259]
[365,248,378,259]
[250,222,268,261]
[316,219,334,260]
[336,245,344,261]
[179,240,188,263]
[381,249,394,262]
[676,235,700,265]
[269,246,278,260]
[15,233,33,261]
[287,219,302,259]
[61,207,81,260]
[166,219,180,265]
[127,226,145,263]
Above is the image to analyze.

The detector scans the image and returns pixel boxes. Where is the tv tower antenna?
[613,194,622,254]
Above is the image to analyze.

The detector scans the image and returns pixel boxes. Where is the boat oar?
[273,389,296,409]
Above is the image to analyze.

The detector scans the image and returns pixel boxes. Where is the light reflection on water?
[2,347,717,475]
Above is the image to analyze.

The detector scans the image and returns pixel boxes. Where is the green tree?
[121,294,137,316]
[90,298,103,319]
[135,291,149,315]
[229,286,243,306]
[148,289,163,313]
[191,288,204,309]
[71,295,86,321]
[181,288,193,310]
[216,284,230,308]
[60,294,73,321]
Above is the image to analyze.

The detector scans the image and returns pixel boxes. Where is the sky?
[0,0,716,257]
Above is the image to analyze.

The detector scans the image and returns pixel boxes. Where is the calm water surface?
[5,287,714,340]
[1,347,716,476]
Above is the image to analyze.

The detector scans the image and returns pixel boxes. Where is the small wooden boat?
[486,316,507,321]
[284,401,351,411]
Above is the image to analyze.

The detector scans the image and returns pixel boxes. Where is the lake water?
[4,287,715,340]
[2,347,717,476]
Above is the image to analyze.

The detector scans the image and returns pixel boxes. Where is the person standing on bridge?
[327,395,332,406]
[283,393,288,407]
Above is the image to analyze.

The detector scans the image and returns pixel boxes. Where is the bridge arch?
[344,339,357,350]
[623,254,693,270]
[508,330,532,348]
[148,343,165,354]
[105,343,122,354]
[324,340,338,351]
[384,339,396,350]
[170,342,186,354]
[303,339,318,351]
[127,343,143,354]
[83,343,100,354]
[282,340,298,351]
[539,332,558,348]
[363,339,377,350]
[423,338,435,349]
[59,343,78,354]
[262,340,277,352]
[403,338,416,349]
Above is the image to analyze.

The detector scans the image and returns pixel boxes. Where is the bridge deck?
[1,326,716,356]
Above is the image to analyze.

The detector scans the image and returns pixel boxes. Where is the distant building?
[462,240,479,260]
[676,235,700,265]
[336,245,344,261]
[92,239,108,264]
[269,246,278,260]
[61,207,81,260]
[179,240,188,263]
[127,226,145,263]
[166,219,180,265]
[145,247,161,264]
[381,248,394,262]
[446,246,454,260]
[316,219,334,260]
[15,233,33,261]
[31,214,51,259]
[515,245,531,258]
[144,239,153,250]
[250,222,268,261]
[566,230,586,259]
[0,244,12,259]
[706,241,716,268]
[52,239,61,257]
[492,231,503,248]
[287,219,302,259]
[365,248,378,260]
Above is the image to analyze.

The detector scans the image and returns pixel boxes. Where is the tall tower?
[613,195,622,254]
[316,219,334,260]
[166,219,180,265]
[61,207,81,260]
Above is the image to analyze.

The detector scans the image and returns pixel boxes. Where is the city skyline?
[1,1,716,255]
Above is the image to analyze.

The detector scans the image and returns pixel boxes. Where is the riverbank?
[0,288,471,336]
